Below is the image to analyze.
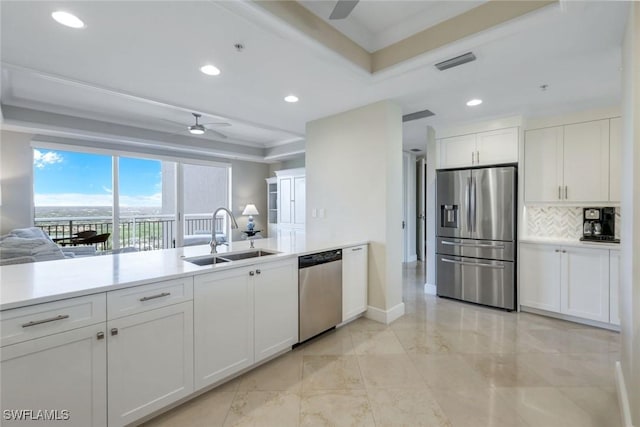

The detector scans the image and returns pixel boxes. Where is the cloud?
[102,186,113,194]
[35,193,162,207]
[33,149,63,169]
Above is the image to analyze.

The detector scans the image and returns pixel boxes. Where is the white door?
[342,245,368,321]
[194,268,254,390]
[417,159,426,261]
[524,126,564,203]
[254,259,298,363]
[437,134,476,169]
[107,302,194,427]
[563,120,610,203]
[475,127,518,166]
[293,176,306,227]
[609,250,620,325]
[609,117,622,202]
[1,325,107,427]
[279,177,292,225]
[561,247,610,322]
[519,243,561,312]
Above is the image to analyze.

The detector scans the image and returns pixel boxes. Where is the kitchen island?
[0,235,369,427]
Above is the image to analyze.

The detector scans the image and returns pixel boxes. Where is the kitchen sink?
[217,249,279,261]
[184,249,279,266]
[184,255,230,266]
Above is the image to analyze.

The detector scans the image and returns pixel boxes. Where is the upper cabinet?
[524,118,619,204]
[275,168,305,232]
[437,127,518,169]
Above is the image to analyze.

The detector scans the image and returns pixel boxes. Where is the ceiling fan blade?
[329,0,359,19]
[206,128,228,139]
[201,122,231,127]
[159,118,186,127]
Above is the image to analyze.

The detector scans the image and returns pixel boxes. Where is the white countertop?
[0,235,367,311]
[519,236,621,250]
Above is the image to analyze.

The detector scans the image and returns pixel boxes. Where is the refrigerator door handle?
[441,240,505,249]
[470,177,477,233]
[465,177,471,232]
[440,257,506,269]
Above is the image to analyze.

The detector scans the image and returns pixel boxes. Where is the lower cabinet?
[107,302,194,427]
[520,243,612,323]
[194,259,298,391]
[610,250,621,325]
[342,245,368,321]
[194,267,254,390]
[0,324,107,427]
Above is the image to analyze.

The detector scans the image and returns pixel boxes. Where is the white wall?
[0,130,34,234]
[619,4,639,425]
[305,100,404,322]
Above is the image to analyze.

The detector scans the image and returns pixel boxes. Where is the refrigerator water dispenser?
[441,205,458,228]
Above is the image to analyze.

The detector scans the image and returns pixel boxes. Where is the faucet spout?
[211,207,238,254]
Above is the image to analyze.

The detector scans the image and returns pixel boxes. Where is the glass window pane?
[119,156,174,251]
[33,148,113,248]
[182,163,229,246]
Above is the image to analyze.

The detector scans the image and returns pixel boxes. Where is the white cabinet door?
[194,268,254,390]
[524,126,564,203]
[342,245,368,321]
[609,250,620,326]
[254,259,298,363]
[278,177,292,225]
[1,325,107,427]
[293,176,306,227]
[476,127,518,166]
[519,243,561,312]
[437,134,477,169]
[561,247,610,322]
[609,117,622,202]
[108,302,194,427]
[563,120,610,203]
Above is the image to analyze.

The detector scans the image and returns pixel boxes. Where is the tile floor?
[143,262,622,427]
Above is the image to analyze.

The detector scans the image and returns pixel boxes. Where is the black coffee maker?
[581,207,618,242]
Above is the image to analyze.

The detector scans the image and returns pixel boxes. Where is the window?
[33,146,230,251]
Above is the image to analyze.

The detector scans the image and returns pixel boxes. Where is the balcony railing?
[35,214,225,252]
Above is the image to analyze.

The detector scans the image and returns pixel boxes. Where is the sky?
[33,149,163,206]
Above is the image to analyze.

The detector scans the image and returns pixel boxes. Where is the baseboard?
[405,255,418,263]
[520,306,620,331]
[424,282,437,295]
[365,302,405,324]
[615,361,634,427]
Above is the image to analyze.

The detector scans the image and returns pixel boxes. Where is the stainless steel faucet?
[210,207,239,253]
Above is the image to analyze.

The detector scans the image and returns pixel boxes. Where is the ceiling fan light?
[189,125,205,135]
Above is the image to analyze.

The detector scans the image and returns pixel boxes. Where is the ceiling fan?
[164,113,231,139]
[329,0,359,19]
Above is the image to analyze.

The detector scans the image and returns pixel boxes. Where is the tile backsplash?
[525,206,621,240]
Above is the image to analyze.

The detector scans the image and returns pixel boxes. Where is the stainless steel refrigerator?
[436,166,516,310]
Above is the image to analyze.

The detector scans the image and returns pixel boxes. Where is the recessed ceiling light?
[200,65,221,76]
[51,11,85,29]
[284,95,299,103]
[466,99,483,107]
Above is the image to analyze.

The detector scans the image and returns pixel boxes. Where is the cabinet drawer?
[0,293,106,347]
[107,277,193,319]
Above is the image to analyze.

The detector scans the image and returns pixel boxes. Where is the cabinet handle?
[249,271,255,276]
[562,249,567,253]
[256,269,261,275]
[476,151,480,163]
[111,328,118,336]
[565,186,568,199]
[139,292,171,302]
[351,247,363,251]
[558,186,562,200]
[554,249,560,253]
[21,314,69,328]
[97,332,105,340]
[471,152,475,164]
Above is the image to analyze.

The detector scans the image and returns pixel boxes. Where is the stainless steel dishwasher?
[298,249,342,343]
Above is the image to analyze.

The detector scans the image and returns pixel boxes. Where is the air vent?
[435,52,476,71]
[402,109,435,122]
[410,148,422,153]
